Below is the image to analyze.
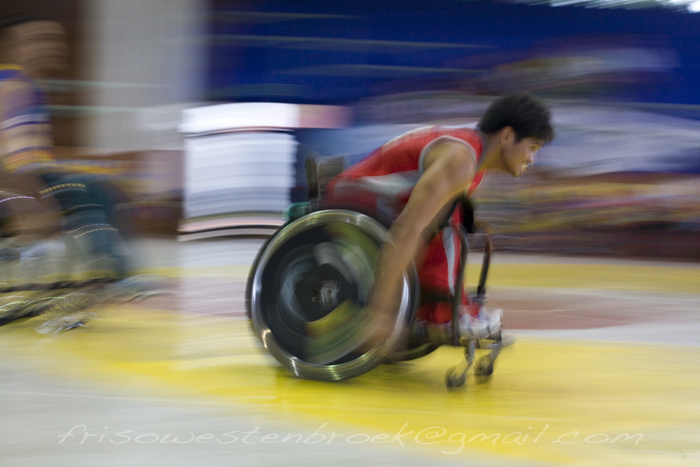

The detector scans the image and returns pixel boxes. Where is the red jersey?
[324,125,488,325]
[327,125,486,213]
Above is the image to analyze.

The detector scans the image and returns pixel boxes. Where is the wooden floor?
[1,238,699,467]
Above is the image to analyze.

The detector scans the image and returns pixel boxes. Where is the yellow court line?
[2,306,699,467]
[141,262,700,294]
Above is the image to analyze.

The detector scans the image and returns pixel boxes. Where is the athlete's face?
[499,128,543,177]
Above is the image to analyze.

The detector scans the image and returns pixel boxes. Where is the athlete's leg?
[37,170,131,278]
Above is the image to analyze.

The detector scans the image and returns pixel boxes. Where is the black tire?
[246,209,419,381]
[388,342,440,362]
[0,192,48,326]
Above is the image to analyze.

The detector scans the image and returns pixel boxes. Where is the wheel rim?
[249,209,415,381]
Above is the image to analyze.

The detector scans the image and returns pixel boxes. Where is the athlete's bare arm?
[365,140,477,346]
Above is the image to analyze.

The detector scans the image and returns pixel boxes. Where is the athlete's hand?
[359,304,398,355]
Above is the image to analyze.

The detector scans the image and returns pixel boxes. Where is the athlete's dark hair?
[0,14,53,60]
[0,14,52,47]
[0,14,44,32]
[478,93,554,144]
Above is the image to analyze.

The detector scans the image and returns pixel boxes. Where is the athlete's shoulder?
[0,65,27,80]
[434,125,483,150]
[0,67,34,94]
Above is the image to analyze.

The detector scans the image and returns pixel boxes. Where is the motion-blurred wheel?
[247,209,418,381]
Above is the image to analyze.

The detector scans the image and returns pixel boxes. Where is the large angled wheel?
[247,209,418,381]
[0,192,56,325]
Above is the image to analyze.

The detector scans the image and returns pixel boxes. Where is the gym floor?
[1,238,699,467]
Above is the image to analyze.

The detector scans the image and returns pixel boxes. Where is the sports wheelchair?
[246,158,511,388]
[0,184,143,332]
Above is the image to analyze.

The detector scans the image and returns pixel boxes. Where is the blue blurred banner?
[196,1,700,257]
[207,0,700,108]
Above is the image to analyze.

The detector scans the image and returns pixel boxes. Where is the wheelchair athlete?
[0,16,132,274]
[323,94,554,349]
[0,16,153,332]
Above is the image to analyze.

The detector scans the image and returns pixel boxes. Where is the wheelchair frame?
[246,158,511,389]
[0,191,125,328]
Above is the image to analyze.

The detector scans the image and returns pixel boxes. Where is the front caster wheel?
[474,356,494,382]
[445,367,467,389]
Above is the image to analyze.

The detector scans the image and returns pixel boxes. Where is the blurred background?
[2,5,698,466]
[5,0,700,259]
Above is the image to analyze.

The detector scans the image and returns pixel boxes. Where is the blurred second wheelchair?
[0,185,158,333]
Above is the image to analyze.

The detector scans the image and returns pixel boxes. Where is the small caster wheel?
[445,367,466,389]
[474,357,494,380]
